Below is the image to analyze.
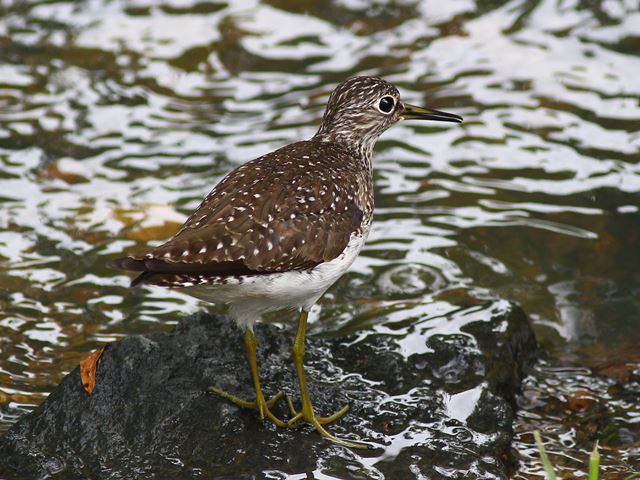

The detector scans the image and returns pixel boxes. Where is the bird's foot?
[286,396,349,425]
[286,397,367,449]
[208,386,287,427]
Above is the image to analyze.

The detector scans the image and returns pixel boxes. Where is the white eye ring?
[377,96,396,114]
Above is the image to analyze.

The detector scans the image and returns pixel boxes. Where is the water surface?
[1,0,639,477]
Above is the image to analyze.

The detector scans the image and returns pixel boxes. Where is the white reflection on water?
[446,383,484,423]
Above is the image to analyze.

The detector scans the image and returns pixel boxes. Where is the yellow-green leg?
[287,309,368,449]
[209,327,286,427]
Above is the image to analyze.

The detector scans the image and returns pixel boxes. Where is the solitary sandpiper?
[110,76,462,448]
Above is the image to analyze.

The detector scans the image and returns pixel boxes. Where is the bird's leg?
[209,327,286,427]
[287,310,366,449]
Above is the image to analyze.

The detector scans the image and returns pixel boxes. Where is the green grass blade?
[534,430,557,480]
[623,474,640,480]
[588,441,599,480]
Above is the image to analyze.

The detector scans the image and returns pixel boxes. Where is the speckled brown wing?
[110,140,369,286]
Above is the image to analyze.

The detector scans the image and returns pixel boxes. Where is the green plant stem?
[588,441,599,480]
[534,430,557,480]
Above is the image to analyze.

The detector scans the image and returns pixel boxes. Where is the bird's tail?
[107,257,149,287]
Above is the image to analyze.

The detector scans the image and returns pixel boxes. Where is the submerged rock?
[0,300,535,479]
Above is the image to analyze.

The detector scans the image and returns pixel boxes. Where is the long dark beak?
[401,103,463,123]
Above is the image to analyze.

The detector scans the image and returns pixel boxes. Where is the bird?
[109,76,462,448]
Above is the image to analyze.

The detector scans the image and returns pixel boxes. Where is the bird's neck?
[312,128,376,173]
[310,131,375,225]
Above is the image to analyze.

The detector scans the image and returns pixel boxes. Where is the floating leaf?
[41,159,89,184]
[567,389,595,412]
[112,204,185,241]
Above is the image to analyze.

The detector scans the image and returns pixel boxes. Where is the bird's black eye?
[378,96,395,114]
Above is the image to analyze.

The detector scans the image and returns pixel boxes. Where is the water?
[1,0,639,477]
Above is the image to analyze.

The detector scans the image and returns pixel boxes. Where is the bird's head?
[315,76,462,154]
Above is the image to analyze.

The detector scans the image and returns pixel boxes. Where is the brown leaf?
[125,221,183,242]
[79,345,107,394]
[112,204,184,241]
[41,159,89,184]
[597,363,638,384]
[566,389,595,412]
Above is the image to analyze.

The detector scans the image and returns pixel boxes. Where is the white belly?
[184,231,368,329]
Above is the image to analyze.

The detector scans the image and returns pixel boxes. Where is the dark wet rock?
[0,300,535,479]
